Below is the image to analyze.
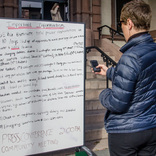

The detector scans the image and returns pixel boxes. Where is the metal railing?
[86,46,117,88]
[97,25,124,43]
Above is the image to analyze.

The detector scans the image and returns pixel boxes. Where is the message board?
[0,19,85,156]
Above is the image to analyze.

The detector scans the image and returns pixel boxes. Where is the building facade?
[1,0,156,41]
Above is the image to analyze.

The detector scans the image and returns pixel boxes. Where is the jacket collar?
[127,31,148,42]
[120,33,153,53]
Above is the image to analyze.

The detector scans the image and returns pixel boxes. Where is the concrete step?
[86,55,115,63]
[85,73,112,89]
[85,100,105,110]
[86,55,105,62]
[85,139,109,154]
[85,109,106,125]
[85,89,103,100]
[85,122,107,141]
[85,79,106,89]
[94,38,122,62]
[86,72,106,79]
[87,50,110,56]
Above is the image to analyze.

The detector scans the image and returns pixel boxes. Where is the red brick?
[92,23,101,31]
[93,6,100,14]
[93,14,101,23]
[93,0,101,6]
[93,31,99,39]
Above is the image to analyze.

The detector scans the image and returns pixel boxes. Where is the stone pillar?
[13,0,18,18]
[70,0,91,29]
[3,0,18,18]
[81,0,91,29]
[86,29,94,47]
[111,0,116,29]
[71,0,82,22]
[70,0,93,46]
[92,0,101,39]
[0,0,4,17]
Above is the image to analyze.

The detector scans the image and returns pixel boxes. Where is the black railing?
[97,25,124,43]
[86,46,117,88]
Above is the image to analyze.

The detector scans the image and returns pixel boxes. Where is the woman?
[50,3,63,21]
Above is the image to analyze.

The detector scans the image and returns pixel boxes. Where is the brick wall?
[70,0,101,41]
[0,0,18,18]
[92,0,101,39]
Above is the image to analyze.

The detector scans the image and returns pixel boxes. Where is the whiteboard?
[0,19,85,156]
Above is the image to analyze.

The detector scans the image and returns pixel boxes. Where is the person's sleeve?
[106,67,115,81]
[99,54,140,113]
[51,7,58,14]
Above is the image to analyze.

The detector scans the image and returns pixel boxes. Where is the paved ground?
[92,149,110,156]
[68,149,110,156]
[37,148,110,156]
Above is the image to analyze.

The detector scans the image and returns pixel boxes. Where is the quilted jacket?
[99,33,156,133]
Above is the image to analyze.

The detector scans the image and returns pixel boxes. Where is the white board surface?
[0,19,85,156]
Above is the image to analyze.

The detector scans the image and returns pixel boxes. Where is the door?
[116,0,131,32]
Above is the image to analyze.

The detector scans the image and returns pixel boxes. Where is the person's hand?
[91,64,108,76]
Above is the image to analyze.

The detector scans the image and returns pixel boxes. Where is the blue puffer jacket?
[99,33,156,133]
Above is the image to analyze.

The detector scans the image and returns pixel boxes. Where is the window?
[19,0,69,21]
[116,0,131,32]
[20,1,42,19]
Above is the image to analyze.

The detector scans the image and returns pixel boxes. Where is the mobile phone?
[90,60,101,72]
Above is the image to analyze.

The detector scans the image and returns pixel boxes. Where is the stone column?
[92,0,101,39]
[71,0,82,22]
[69,0,93,46]
[13,0,18,18]
[81,0,91,29]
[0,0,4,17]
[70,0,91,29]
[111,0,116,29]
[3,0,18,18]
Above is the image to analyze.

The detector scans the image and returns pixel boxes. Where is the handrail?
[97,25,124,43]
[86,46,117,88]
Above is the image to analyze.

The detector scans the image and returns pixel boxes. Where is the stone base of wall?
[86,29,94,47]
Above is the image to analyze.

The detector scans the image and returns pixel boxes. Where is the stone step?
[86,55,105,62]
[94,38,122,62]
[86,55,115,62]
[85,100,104,110]
[85,89,103,100]
[85,109,106,125]
[85,139,108,153]
[87,49,110,56]
[85,122,107,141]
[86,72,105,79]
[85,73,112,89]
[85,79,106,89]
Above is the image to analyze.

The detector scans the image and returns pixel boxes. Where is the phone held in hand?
[90,60,101,72]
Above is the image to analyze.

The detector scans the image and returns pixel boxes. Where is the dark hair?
[120,0,152,30]
[52,3,59,10]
